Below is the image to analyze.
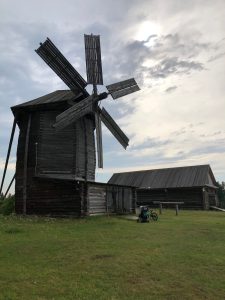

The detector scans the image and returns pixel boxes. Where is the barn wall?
[87,183,135,215]
[203,187,218,209]
[87,184,106,215]
[137,187,205,210]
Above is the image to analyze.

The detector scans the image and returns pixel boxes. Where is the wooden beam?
[0,118,17,195]
[23,114,31,215]
[95,112,103,168]
[99,107,129,149]
[54,95,94,130]
[3,174,15,198]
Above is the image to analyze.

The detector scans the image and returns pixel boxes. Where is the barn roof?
[11,90,88,114]
[108,165,217,189]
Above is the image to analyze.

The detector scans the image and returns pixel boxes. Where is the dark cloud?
[101,32,210,86]
[165,86,177,93]
[189,139,225,156]
[131,137,172,150]
[171,128,187,136]
[147,57,204,78]
[208,51,225,62]
[200,131,222,138]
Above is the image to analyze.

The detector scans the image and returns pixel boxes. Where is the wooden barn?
[108,165,219,210]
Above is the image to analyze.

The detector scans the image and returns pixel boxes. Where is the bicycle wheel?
[151,212,158,221]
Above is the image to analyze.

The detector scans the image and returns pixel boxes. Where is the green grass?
[0,211,225,300]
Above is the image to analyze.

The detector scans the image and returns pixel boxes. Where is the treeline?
[0,194,15,215]
[217,181,225,208]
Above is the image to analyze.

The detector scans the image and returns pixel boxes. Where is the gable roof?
[11,90,88,114]
[108,165,217,189]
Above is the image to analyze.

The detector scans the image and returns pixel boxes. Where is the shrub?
[0,194,15,215]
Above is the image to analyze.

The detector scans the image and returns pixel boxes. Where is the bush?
[0,194,15,215]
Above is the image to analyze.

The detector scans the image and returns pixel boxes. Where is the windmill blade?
[36,38,87,94]
[95,112,103,168]
[84,34,103,85]
[106,78,140,99]
[54,95,94,130]
[99,107,129,149]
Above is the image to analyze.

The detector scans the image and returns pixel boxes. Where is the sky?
[0,0,225,194]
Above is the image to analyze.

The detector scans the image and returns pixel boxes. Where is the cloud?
[131,137,172,150]
[165,86,177,93]
[147,57,204,78]
[208,51,225,62]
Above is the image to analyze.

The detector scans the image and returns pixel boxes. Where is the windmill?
[0,34,140,216]
[35,35,140,168]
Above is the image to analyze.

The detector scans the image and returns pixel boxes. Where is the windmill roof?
[11,90,85,113]
[108,165,217,189]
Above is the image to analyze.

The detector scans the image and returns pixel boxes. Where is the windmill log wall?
[37,111,95,180]
[14,103,96,215]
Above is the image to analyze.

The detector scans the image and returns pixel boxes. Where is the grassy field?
[0,210,225,300]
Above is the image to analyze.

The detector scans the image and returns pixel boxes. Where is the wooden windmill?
[35,36,140,168]
[0,34,139,216]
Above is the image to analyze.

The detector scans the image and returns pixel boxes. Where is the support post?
[105,186,109,216]
[122,187,125,212]
[175,204,178,216]
[159,203,162,214]
[82,118,88,216]
[0,118,17,195]
[23,114,31,215]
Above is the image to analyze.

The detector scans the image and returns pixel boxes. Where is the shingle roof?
[108,165,216,189]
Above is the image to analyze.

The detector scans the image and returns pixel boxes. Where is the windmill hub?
[97,92,108,101]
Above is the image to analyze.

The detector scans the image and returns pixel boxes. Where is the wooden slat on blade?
[111,84,140,99]
[84,34,103,85]
[106,78,137,93]
[95,113,103,168]
[36,38,87,94]
[54,95,94,130]
[99,107,129,149]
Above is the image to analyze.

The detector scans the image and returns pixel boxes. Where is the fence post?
[175,204,178,216]
[159,203,162,214]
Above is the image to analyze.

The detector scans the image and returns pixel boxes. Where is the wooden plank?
[100,107,129,149]
[54,95,94,130]
[111,85,140,99]
[23,114,31,215]
[84,34,103,85]
[106,78,137,93]
[210,206,225,212]
[35,37,87,94]
[95,112,103,168]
